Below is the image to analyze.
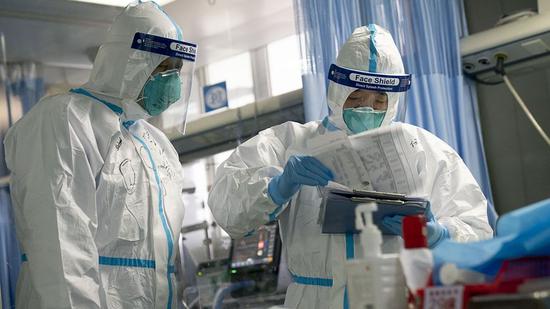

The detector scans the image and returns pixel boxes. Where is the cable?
[501,74,550,147]
[494,54,506,76]
[492,54,550,147]
[465,54,550,147]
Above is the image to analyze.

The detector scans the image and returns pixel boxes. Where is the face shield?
[130,32,197,134]
[328,63,411,133]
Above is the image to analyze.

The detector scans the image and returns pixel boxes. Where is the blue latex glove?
[425,205,450,248]
[268,155,334,205]
[382,208,450,248]
[382,215,405,236]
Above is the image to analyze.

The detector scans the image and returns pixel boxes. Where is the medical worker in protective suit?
[4,1,196,308]
[208,24,492,308]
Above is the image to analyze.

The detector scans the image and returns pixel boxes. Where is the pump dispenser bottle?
[345,203,407,309]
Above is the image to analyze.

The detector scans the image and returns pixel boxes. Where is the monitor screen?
[231,224,277,268]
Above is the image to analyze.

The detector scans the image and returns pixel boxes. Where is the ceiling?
[165,0,295,66]
[0,0,117,68]
[0,0,295,84]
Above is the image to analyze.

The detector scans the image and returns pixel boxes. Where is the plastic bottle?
[346,203,407,309]
[399,215,433,293]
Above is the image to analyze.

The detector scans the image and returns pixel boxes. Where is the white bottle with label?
[346,203,407,309]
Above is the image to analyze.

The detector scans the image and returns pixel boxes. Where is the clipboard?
[318,188,429,235]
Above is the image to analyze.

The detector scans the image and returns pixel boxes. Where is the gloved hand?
[268,155,334,205]
[382,215,405,236]
[382,207,449,248]
[424,205,450,248]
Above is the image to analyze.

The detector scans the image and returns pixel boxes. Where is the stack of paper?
[308,123,424,194]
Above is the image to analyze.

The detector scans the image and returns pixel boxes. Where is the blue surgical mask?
[141,70,181,116]
[343,106,386,134]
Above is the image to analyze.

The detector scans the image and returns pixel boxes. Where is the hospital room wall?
[464,0,550,215]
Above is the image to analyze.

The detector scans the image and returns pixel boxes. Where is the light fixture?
[69,0,175,7]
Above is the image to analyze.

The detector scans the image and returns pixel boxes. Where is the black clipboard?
[319,188,428,235]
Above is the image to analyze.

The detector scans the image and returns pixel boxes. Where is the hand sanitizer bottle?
[346,203,407,309]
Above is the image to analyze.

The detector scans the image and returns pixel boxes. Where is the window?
[0,87,23,133]
[206,52,255,108]
[267,35,302,96]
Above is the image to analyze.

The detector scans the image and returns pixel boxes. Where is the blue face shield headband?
[328,64,411,93]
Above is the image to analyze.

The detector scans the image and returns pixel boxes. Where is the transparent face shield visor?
[131,32,197,134]
[328,64,411,124]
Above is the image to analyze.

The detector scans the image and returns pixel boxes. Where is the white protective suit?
[208,25,493,309]
[4,2,189,308]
